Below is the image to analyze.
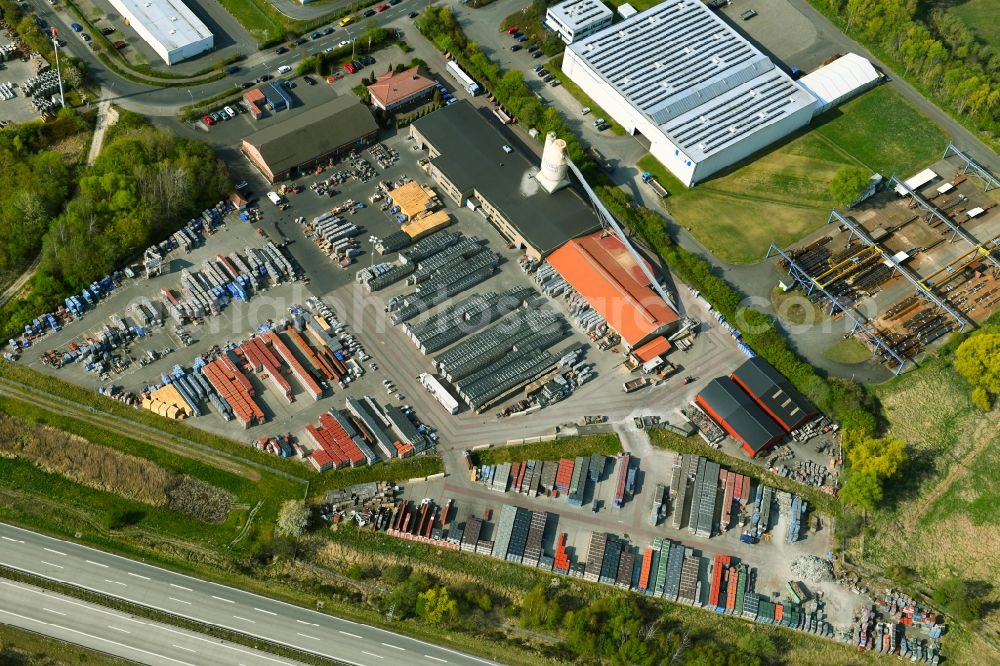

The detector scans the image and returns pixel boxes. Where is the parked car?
[359,55,375,65]
[209,112,221,123]
[70,22,82,32]
[510,44,521,52]
[446,98,459,105]
[277,64,292,74]
[527,44,538,52]
[343,62,358,74]
[740,8,757,20]
[224,106,237,118]
[294,37,307,45]
[363,8,376,17]
[340,15,355,26]
[322,26,334,35]
[376,3,390,12]
[311,31,322,39]
[532,51,543,59]
[201,114,214,126]
[517,35,528,43]
[258,74,273,82]
[506,25,518,34]
[81,33,91,42]
[275,46,288,54]
[113,40,127,49]
[409,11,418,18]
[240,81,253,89]
[511,31,522,39]
[389,0,402,5]
[100,27,115,35]
[535,68,548,77]
[303,75,316,85]
[225,65,239,74]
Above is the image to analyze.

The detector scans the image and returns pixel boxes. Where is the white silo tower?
[537,132,570,193]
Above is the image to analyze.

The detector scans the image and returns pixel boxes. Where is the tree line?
[821,0,999,147]
[0,114,229,338]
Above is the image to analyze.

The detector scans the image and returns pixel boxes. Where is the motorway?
[0,523,499,666]
[0,579,305,666]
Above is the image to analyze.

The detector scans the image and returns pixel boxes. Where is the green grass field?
[0,623,133,665]
[216,0,285,44]
[865,359,1000,662]
[472,434,622,466]
[948,0,1000,51]
[657,86,948,264]
[822,338,871,364]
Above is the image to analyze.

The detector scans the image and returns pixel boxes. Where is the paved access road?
[0,578,304,666]
[0,523,498,666]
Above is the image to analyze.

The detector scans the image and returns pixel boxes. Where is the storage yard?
[770,149,1000,373]
[364,453,946,661]
[5,127,738,458]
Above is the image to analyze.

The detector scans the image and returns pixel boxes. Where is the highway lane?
[0,523,499,666]
[0,579,304,666]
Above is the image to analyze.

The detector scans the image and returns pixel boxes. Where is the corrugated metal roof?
[548,230,678,348]
[797,53,880,111]
[697,377,785,454]
[731,357,815,431]
[566,0,815,162]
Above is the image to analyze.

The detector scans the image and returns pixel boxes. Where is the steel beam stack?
[678,551,701,604]
[460,517,482,552]
[652,538,670,597]
[663,542,685,601]
[403,288,534,354]
[505,508,531,564]
[522,511,547,567]
[567,456,589,506]
[491,462,512,492]
[490,504,518,560]
[598,536,621,584]
[345,396,395,460]
[359,262,417,292]
[399,231,460,264]
[695,460,721,538]
[453,348,557,411]
[433,310,562,381]
[671,455,688,529]
[584,532,606,582]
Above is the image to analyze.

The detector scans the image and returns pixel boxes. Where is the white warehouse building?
[561,0,817,186]
[544,0,613,45]
[109,0,213,65]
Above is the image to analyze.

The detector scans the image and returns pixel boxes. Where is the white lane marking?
[40,561,64,569]
[43,547,66,556]
[232,616,256,623]
[0,608,196,666]
[85,559,108,568]
[296,632,320,641]
[3,525,498,666]
[1,536,23,543]
[104,579,127,587]
[42,608,66,616]
[170,583,191,591]
[381,643,405,651]
[212,595,235,603]
[297,619,319,626]
[172,645,197,653]
[254,607,277,616]
[168,597,191,605]
[362,652,384,659]
[425,656,448,663]
[339,631,362,638]
[108,625,131,634]
[128,572,151,580]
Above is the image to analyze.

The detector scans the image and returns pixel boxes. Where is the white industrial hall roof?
[546,0,613,31]
[797,53,880,111]
[566,0,815,162]
[112,0,212,52]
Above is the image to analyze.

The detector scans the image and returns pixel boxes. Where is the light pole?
[50,28,65,108]
[187,89,193,105]
[369,235,379,267]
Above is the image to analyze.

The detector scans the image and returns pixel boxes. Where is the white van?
[277,65,292,74]
[266,191,283,206]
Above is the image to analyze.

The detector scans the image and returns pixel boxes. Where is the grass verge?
[545,55,626,136]
[472,434,622,466]
[0,622,133,666]
[658,86,947,264]
[771,286,829,327]
[216,0,286,45]
[822,338,872,364]
[648,429,838,515]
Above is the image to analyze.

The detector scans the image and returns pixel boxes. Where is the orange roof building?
[548,230,678,350]
[367,66,437,111]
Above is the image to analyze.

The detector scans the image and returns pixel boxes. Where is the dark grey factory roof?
[412,101,600,255]
[566,0,815,162]
[243,97,377,175]
[698,377,785,455]
[731,357,815,431]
